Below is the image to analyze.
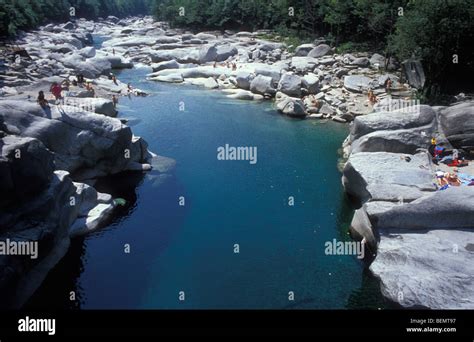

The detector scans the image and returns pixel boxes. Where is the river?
[25,36,387,309]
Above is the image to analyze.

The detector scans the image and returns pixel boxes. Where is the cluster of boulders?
[341,100,474,309]
[85,17,421,122]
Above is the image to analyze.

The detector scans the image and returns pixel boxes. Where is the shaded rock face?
[0,101,146,180]
[0,167,113,309]
[438,100,474,152]
[0,135,55,208]
[402,59,426,89]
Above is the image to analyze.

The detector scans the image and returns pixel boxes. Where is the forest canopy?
[0,0,153,37]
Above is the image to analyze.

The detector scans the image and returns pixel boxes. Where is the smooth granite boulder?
[152,59,180,72]
[250,75,276,96]
[372,187,474,231]
[350,127,433,154]
[150,48,200,64]
[277,73,302,97]
[275,92,306,117]
[350,105,437,141]
[294,44,314,57]
[308,44,331,58]
[342,152,436,204]
[402,59,426,89]
[438,100,474,152]
[344,75,373,93]
[290,57,318,73]
[370,228,474,309]
[235,71,254,90]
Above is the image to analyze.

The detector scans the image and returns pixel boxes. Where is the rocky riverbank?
[87,17,418,122]
[0,16,174,308]
[342,100,474,309]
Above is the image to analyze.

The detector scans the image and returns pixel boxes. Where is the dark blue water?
[59,65,373,309]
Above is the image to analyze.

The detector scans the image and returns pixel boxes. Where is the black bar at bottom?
[0,310,472,337]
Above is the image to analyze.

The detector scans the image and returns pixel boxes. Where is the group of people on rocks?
[367,77,393,105]
[36,71,136,110]
[429,138,473,190]
[213,61,238,71]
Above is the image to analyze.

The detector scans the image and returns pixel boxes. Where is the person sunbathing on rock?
[446,172,461,186]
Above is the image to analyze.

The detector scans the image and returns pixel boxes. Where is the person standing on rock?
[77,73,84,86]
[385,77,393,94]
[112,95,119,109]
[368,89,377,105]
[50,82,62,103]
[37,91,49,109]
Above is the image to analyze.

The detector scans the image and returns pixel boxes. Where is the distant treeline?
[154,0,474,96]
[0,0,153,37]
